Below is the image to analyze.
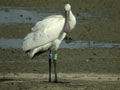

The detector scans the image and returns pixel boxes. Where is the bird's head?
[64,3,71,11]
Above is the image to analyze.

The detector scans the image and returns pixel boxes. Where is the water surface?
[0,38,119,49]
[0,7,109,24]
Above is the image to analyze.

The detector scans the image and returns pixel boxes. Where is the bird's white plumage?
[22,15,65,51]
[22,4,76,58]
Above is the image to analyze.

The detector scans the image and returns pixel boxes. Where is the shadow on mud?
[43,80,70,84]
[0,78,14,82]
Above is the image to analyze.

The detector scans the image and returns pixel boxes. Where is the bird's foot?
[49,79,51,82]
[54,80,58,83]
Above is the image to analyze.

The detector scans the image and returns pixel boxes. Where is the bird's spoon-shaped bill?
[63,11,71,33]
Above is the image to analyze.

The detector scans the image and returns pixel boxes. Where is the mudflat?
[0,0,120,90]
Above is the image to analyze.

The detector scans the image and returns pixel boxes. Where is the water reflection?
[0,38,119,49]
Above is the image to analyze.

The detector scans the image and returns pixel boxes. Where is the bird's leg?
[49,50,52,82]
[53,51,58,83]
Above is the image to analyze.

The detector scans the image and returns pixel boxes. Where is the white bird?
[22,3,76,83]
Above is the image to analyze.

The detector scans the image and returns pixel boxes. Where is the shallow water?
[0,7,108,24]
[0,7,54,24]
[0,38,120,49]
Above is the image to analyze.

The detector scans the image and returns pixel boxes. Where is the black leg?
[53,51,58,83]
[49,50,52,82]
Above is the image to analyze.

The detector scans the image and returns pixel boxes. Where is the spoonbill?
[22,3,76,83]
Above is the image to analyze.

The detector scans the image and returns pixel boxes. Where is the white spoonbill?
[22,3,76,83]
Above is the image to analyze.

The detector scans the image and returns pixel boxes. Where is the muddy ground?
[0,48,120,90]
[0,0,120,90]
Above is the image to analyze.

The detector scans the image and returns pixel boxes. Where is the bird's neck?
[69,10,76,30]
[59,32,66,41]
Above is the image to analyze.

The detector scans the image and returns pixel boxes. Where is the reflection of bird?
[22,3,76,83]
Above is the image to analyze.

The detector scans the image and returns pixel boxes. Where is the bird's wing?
[32,15,64,32]
[22,15,65,51]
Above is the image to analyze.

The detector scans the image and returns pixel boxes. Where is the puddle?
[0,7,109,24]
[0,38,120,49]
[0,7,54,24]
[0,38,22,48]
